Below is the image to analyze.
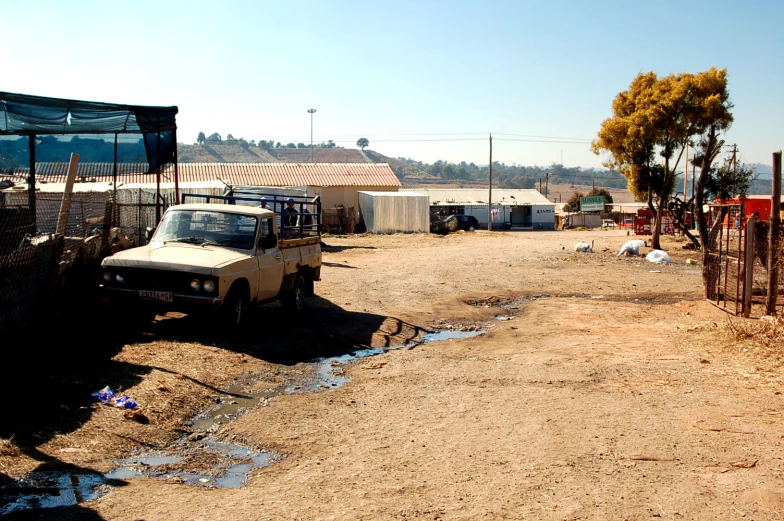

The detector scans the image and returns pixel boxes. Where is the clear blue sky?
[2,0,782,169]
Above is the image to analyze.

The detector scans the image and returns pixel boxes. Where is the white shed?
[358,191,429,234]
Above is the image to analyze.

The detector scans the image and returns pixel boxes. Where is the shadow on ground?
[1,292,428,518]
[320,243,378,253]
[0,293,427,446]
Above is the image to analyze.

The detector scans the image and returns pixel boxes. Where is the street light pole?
[307,108,316,163]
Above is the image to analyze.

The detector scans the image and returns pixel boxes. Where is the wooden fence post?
[55,153,80,237]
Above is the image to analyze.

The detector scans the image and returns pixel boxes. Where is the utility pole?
[307,108,317,163]
[539,178,542,192]
[731,144,738,175]
[488,133,493,231]
[766,150,782,315]
[545,172,550,199]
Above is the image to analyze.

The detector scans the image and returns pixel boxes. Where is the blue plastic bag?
[92,386,137,409]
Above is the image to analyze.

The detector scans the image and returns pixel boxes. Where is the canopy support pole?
[113,133,118,224]
[174,128,180,206]
[28,135,36,234]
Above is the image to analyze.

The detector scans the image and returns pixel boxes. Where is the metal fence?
[705,204,746,314]
[705,203,784,317]
[0,191,110,330]
[0,187,161,332]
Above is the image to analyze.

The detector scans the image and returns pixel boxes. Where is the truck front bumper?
[100,286,222,312]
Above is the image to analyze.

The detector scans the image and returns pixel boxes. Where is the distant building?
[401,188,556,230]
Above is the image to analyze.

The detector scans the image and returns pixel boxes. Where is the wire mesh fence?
[0,186,169,332]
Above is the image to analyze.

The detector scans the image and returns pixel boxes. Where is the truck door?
[256,217,284,300]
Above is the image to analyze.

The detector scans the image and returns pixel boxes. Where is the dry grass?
[0,437,19,458]
[724,315,784,373]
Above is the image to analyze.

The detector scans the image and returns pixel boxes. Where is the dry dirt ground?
[2,230,784,520]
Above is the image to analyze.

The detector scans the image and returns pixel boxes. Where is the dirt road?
[3,230,783,520]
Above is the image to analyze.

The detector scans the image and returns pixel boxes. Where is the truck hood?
[102,243,251,275]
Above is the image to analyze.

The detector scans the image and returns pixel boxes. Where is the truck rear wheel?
[282,274,306,311]
[220,285,247,325]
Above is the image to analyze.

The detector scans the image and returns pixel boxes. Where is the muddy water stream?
[0,329,489,515]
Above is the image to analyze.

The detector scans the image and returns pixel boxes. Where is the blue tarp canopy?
[0,91,178,172]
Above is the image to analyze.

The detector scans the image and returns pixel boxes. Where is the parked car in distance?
[602,219,617,228]
[446,214,480,231]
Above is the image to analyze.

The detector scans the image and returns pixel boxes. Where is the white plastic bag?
[646,249,671,264]
[617,239,646,256]
[575,240,593,253]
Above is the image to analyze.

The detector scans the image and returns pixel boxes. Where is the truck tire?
[281,274,306,311]
[220,285,247,325]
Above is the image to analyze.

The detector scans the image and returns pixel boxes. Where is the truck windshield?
[153,210,258,250]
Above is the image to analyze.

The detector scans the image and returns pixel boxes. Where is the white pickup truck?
[100,195,321,324]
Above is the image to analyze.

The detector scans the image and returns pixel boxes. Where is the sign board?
[580,196,604,212]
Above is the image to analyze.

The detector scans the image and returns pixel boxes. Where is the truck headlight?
[103,271,112,283]
[190,279,201,291]
[203,280,215,293]
[115,274,125,284]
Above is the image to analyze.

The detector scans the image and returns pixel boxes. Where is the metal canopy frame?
[0,91,180,229]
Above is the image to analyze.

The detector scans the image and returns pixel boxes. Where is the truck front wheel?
[282,274,306,311]
[220,285,247,325]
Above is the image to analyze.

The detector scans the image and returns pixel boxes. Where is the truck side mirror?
[145,227,155,242]
[259,233,277,250]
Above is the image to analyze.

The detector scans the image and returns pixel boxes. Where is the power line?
[494,138,591,145]
[493,132,592,142]
[311,132,489,137]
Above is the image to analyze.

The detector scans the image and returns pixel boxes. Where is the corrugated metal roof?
[402,188,553,206]
[1,162,401,188]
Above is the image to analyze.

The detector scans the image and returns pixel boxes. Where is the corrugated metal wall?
[359,192,429,234]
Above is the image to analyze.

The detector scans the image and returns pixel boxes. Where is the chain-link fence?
[0,186,167,332]
[0,193,61,330]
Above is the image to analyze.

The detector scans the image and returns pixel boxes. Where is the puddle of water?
[106,440,274,489]
[0,470,112,515]
[421,330,485,342]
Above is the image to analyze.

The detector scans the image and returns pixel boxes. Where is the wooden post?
[545,172,549,199]
[765,151,782,315]
[488,134,492,231]
[55,153,80,237]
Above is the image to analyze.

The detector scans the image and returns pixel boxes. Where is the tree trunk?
[651,209,663,250]
[646,181,661,250]
[696,127,720,295]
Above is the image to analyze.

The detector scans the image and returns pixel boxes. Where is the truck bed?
[279,236,321,249]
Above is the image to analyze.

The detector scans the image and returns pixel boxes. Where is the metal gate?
[705,203,755,316]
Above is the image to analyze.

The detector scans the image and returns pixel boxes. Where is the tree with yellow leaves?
[591,68,733,253]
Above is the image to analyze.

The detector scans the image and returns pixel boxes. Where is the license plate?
[138,290,173,302]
